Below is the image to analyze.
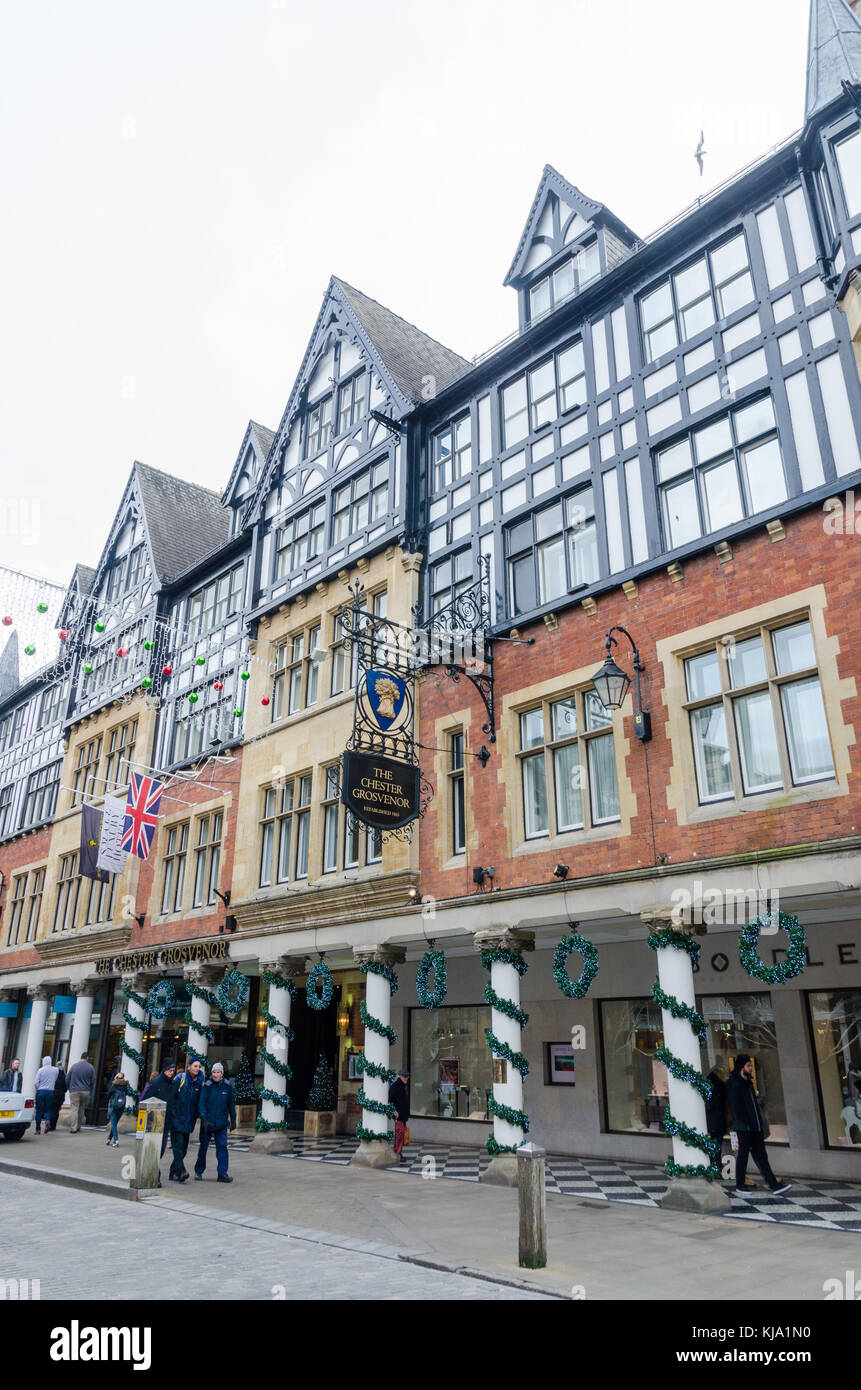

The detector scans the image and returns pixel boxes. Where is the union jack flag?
[120,772,163,860]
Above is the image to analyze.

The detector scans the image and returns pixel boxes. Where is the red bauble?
[162,665,172,676]
[261,696,270,706]
[58,629,68,641]
[1,616,12,626]
[117,647,128,658]
[213,681,223,691]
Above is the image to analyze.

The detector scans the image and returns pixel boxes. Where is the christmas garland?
[259,1045,292,1079]
[145,979,175,1021]
[416,949,447,1009]
[553,934,599,999]
[258,972,297,1120]
[306,958,334,1011]
[356,960,399,1144]
[260,1004,295,1041]
[217,969,250,1017]
[255,1115,289,1134]
[481,947,529,1157]
[357,1051,396,1084]
[483,984,529,1027]
[262,968,297,997]
[120,1038,145,1070]
[647,928,717,1182]
[187,980,218,1008]
[119,986,148,1105]
[257,1086,290,1109]
[739,912,806,984]
[123,986,147,1010]
[182,1008,215,1044]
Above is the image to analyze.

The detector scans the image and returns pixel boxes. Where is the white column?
[120,973,155,1107]
[67,980,98,1073]
[489,957,526,1150]
[259,959,301,1128]
[362,967,391,1139]
[21,987,50,1100]
[655,940,708,1170]
[184,965,220,1065]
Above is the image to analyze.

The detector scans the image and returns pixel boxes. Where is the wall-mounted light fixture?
[134,913,146,930]
[472,866,495,886]
[214,889,231,908]
[592,625,651,741]
[553,864,570,880]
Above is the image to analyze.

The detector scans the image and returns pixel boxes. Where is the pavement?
[2,1127,860,1300]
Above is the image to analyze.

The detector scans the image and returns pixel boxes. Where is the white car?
[0,1091,34,1140]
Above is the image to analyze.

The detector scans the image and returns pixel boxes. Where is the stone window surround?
[499,662,635,856]
[155,793,229,924]
[432,707,473,871]
[659,584,856,828]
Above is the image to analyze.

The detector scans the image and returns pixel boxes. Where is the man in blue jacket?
[194,1061,236,1183]
[167,1058,204,1183]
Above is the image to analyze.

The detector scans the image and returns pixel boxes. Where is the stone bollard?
[517,1142,547,1269]
[129,1099,165,1194]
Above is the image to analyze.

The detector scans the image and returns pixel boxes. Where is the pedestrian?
[388,1067,410,1164]
[141,1059,177,1160]
[0,1058,22,1093]
[48,1064,67,1131]
[34,1056,59,1134]
[65,1053,96,1133]
[105,1072,129,1147]
[194,1062,236,1183]
[167,1057,204,1183]
[705,1064,728,1160]
[726,1053,791,1196]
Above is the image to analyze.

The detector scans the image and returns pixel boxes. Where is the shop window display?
[808,989,861,1148]
[600,992,786,1141]
[409,1005,493,1120]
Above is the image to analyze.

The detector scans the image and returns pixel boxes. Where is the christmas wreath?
[739,911,806,984]
[216,969,250,1017]
[306,958,334,1011]
[553,933,599,999]
[145,979,175,1020]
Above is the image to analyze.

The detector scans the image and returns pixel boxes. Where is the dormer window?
[528,241,600,323]
[305,395,333,458]
[337,372,367,435]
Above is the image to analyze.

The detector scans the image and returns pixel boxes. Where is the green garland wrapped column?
[182,964,220,1067]
[475,929,535,1187]
[250,956,303,1154]
[643,910,730,1214]
[350,946,405,1169]
[119,972,158,1116]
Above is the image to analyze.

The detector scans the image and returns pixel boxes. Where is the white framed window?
[517,690,620,839]
[192,812,223,907]
[161,824,189,914]
[640,232,754,364]
[450,731,466,855]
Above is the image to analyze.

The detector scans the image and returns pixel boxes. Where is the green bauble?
[24,644,35,655]
[36,602,48,614]
[94,621,105,633]
[188,692,198,703]
[233,708,242,718]
[240,670,250,681]
[142,677,152,689]
[144,639,153,650]
[84,663,93,675]
[195,655,205,665]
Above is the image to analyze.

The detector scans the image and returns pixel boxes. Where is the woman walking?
[105,1072,129,1147]
[34,1056,59,1134]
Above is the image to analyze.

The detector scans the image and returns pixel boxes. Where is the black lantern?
[591,626,651,741]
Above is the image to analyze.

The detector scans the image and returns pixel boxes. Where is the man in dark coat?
[726,1054,791,1196]
[388,1068,410,1164]
[141,1059,177,1157]
[167,1059,203,1183]
[194,1062,236,1183]
[47,1066,67,1131]
[0,1059,22,1092]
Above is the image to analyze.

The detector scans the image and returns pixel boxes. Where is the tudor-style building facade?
[0,0,859,1186]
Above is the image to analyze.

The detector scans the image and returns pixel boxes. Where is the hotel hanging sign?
[337,582,429,835]
[341,750,421,830]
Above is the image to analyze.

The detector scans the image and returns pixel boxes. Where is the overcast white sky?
[0,0,813,593]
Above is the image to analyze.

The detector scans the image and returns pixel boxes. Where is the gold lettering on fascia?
[94,939,228,975]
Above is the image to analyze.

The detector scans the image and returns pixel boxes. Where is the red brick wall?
[418,508,860,900]
[0,824,53,971]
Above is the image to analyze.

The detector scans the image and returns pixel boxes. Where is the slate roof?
[333,279,471,404]
[249,421,276,460]
[135,462,231,584]
[0,631,19,701]
[73,563,96,595]
[806,0,861,121]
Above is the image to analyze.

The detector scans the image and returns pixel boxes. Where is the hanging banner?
[79,804,105,881]
[341,750,420,830]
[98,795,129,875]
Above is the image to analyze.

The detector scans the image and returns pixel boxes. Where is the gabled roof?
[221,419,276,507]
[135,463,230,584]
[333,279,470,404]
[58,562,97,631]
[504,164,640,287]
[244,276,469,526]
[806,0,861,122]
[0,631,19,702]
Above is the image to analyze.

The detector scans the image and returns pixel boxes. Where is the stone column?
[118,972,158,1130]
[67,978,100,1071]
[0,989,16,1070]
[250,956,304,1154]
[642,909,729,1214]
[351,946,406,1169]
[183,964,221,1066]
[21,985,52,1100]
[475,928,535,1187]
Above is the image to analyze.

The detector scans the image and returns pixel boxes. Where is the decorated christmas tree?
[306,1052,336,1111]
[234,1053,257,1105]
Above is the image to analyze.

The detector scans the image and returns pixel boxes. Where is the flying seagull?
[695,130,707,177]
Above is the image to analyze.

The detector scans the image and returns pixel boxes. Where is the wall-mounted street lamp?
[553,864,569,880]
[472,866,495,886]
[214,889,231,908]
[591,626,651,742]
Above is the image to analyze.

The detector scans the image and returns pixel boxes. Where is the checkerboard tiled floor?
[227,1134,861,1233]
